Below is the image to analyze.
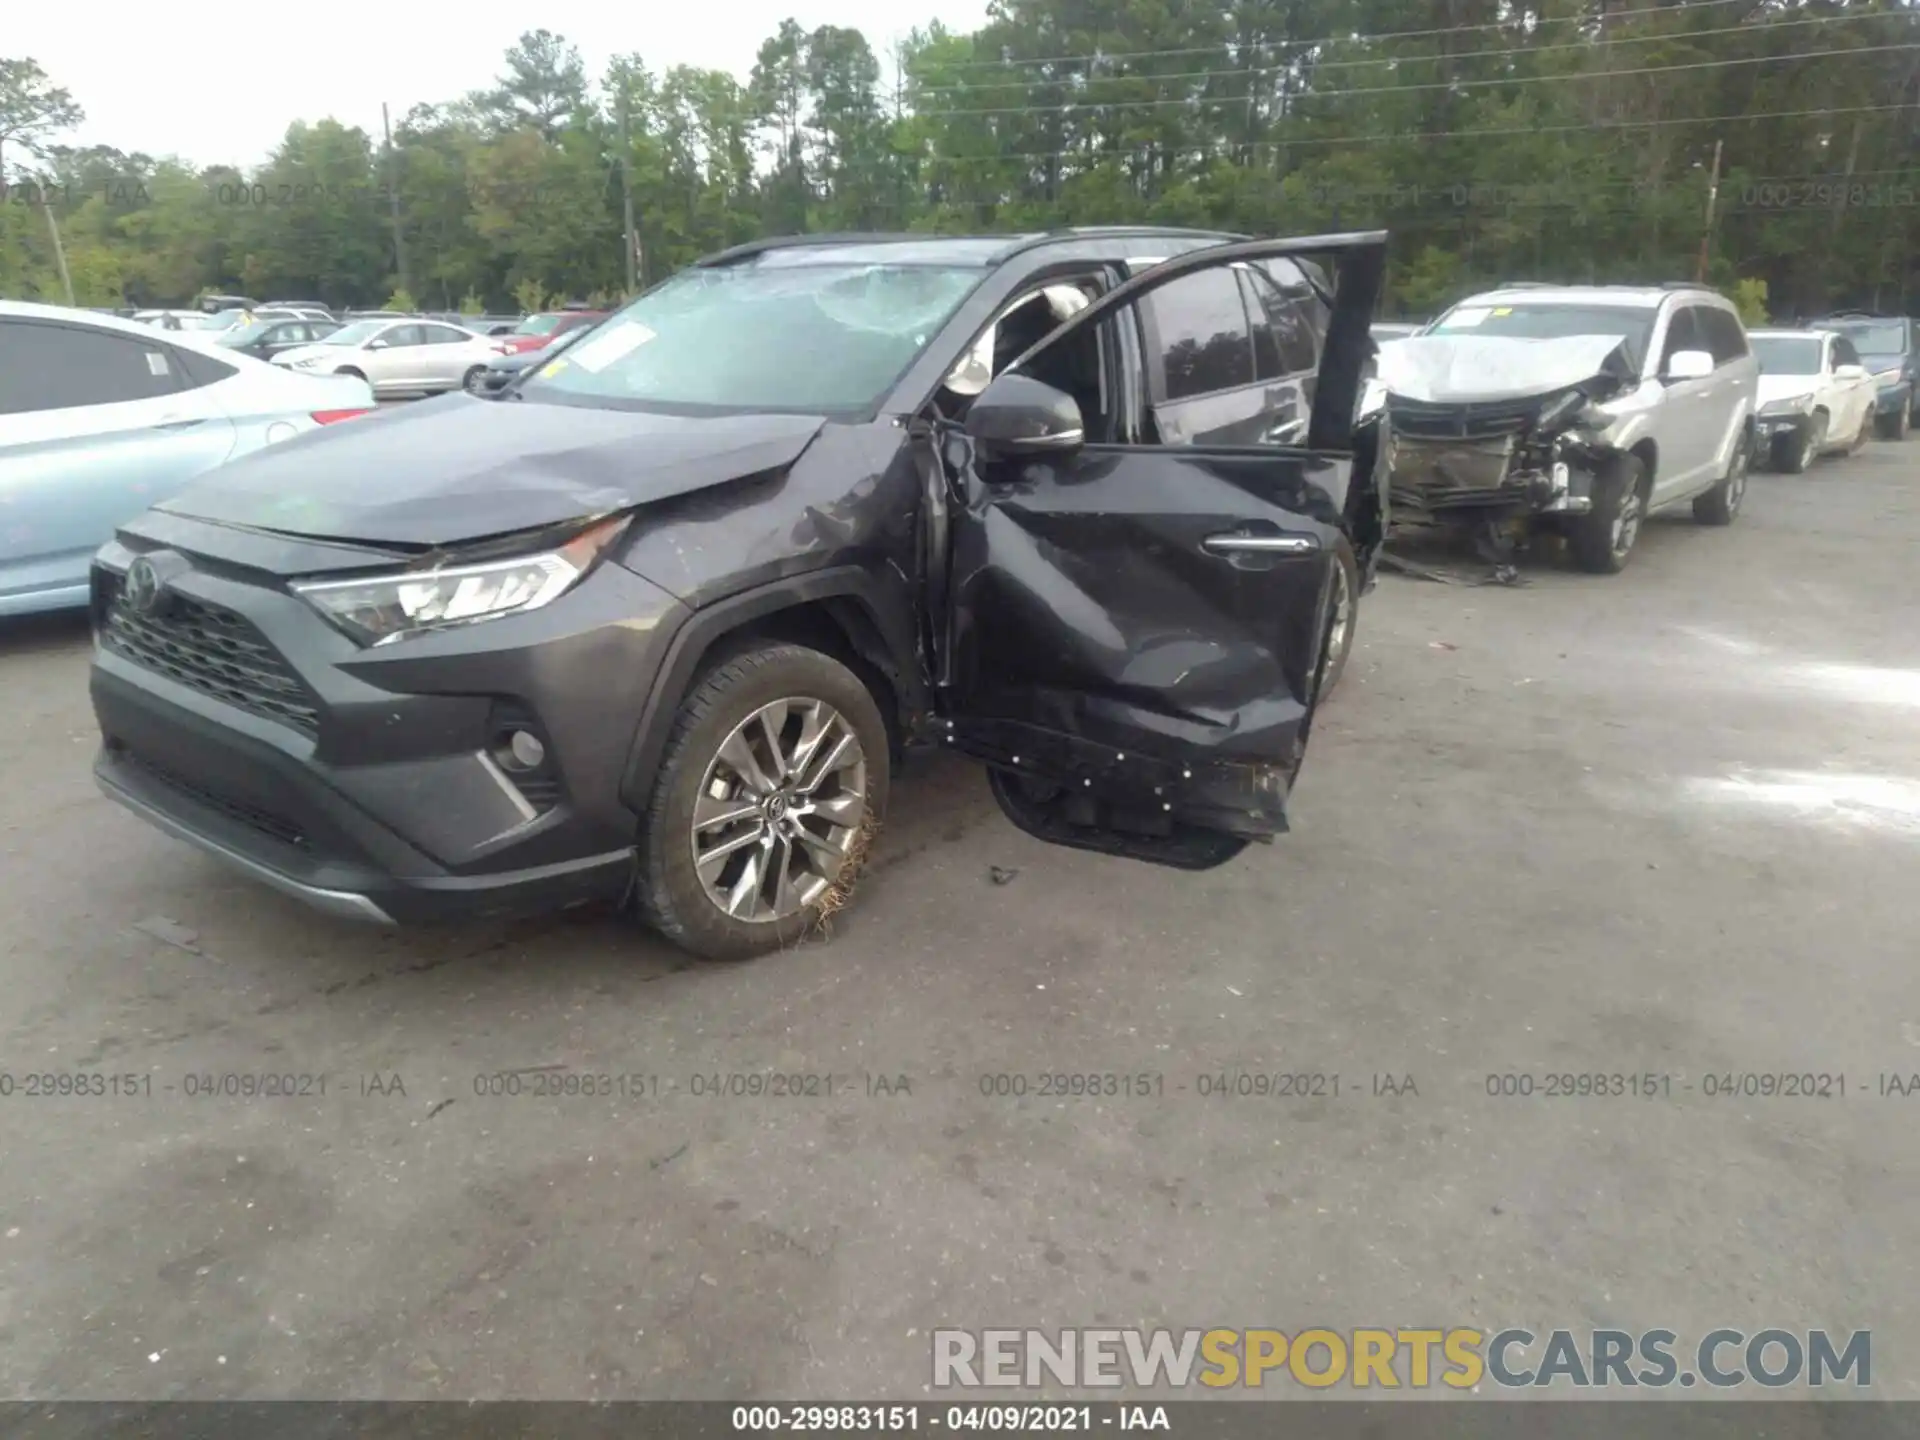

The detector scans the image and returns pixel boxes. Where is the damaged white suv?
[1376,283,1760,573]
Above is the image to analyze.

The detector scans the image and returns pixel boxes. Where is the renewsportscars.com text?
[932,1327,1871,1390]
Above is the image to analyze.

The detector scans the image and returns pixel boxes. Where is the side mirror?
[965,374,1085,459]
[367,338,389,350]
[1663,349,1714,381]
[1834,363,1866,380]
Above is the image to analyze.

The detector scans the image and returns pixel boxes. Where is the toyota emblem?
[123,558,162,615]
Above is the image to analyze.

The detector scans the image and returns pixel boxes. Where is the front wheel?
[1692,428,1751,526]
[635,643,891,961]
[1879,404,1912,441]
[1774,413,1825,473]
[1567,453,1648,574]
[462,365,488,394]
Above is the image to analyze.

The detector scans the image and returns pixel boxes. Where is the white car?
[270,318,502,397]
[1750,328,1877,472]
[0,300,374,616]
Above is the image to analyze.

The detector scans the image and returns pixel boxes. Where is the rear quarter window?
[0,321,187,415]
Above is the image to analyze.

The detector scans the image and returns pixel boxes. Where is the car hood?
[1380,333,1634,404]
[154,393,827,547]
[1757,373,1821,406]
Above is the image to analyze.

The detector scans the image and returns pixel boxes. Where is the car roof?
[1454,283,1728,310]
[695,226,1247,270]
[1750,328,1831,339]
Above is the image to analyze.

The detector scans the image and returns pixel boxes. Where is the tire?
[1317,542,1360,702]
[1776,413,1825,473]
[1692,427,1751,526]
[1567,452,1648,574]
[1879,404,1911,441]
[462,365,487,394]
[635,643,891,962]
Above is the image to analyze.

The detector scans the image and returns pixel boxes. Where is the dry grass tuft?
[807,811,884,943]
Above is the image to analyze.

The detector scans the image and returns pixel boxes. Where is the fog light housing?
[507,730,545,769]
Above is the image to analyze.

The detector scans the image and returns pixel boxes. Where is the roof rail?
[694,233,933,267]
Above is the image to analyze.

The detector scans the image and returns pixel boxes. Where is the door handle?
[1202,532,1321,556]
[150,416,203,431]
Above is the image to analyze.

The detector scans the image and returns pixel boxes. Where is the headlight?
[292,515,631,646]
[1759,395,1813,417]
[1535,389,1591,432]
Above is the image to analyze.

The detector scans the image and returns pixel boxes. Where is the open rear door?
[938,232,1387,869]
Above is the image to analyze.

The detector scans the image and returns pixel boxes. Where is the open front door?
[938,232,1388,869]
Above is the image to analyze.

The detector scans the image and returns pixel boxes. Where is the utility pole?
[619,90,638,295]
[382,103,410,298]
[40,183,76,307]
[1694,137,1723,284]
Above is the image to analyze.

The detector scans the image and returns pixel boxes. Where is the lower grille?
[98,571,321,739]
[114,745,310,850]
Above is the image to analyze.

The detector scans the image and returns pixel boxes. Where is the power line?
[905,11,1908,97]
[909,102,1915,161]
[904,45,1920,119]
[911,0,1804,72]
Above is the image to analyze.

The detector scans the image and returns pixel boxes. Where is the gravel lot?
[2,443,1917,1400]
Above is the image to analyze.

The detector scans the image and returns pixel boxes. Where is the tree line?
[1,0,1915,321]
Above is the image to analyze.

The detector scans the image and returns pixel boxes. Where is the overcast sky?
[16,0,991,170]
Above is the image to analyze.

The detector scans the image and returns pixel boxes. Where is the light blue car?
[0,301,376,616]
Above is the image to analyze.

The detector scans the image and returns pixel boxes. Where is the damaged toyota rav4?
[1374,283,1759,574]
[89,228,1387,960]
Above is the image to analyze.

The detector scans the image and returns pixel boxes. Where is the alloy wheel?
[1611,486,1645,560]
[689,697,868,923]
[1725,437,1750,514]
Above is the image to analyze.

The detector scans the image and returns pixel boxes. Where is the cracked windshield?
[0,0,1911,1434]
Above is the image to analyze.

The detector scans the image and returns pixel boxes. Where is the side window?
[0,322,184,415]
[1144,267,1256,402]
[1700,308,1748,366]
[1660,306,1703,368]
[422,325,469,345]
[1833,338,1862,369]
[383,325,425,347]
[172,345,238,390]
[1238,265,1319,379]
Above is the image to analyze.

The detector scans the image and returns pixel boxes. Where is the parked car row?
[8,231,1904,967]
[1365,285,1910,574]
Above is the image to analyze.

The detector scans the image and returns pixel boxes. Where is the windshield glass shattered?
[519,262,984,414]
[1432,302,1654,371]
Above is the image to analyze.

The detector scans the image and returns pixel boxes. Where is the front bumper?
[1757,411,1813,447]
[89,532,684,924]
[1386,437,1593,521]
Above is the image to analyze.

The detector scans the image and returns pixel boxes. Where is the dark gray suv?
[88,227,1386,959]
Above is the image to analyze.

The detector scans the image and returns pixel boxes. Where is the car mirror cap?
[965,373,1086,458]
[1663,349,1714,381]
